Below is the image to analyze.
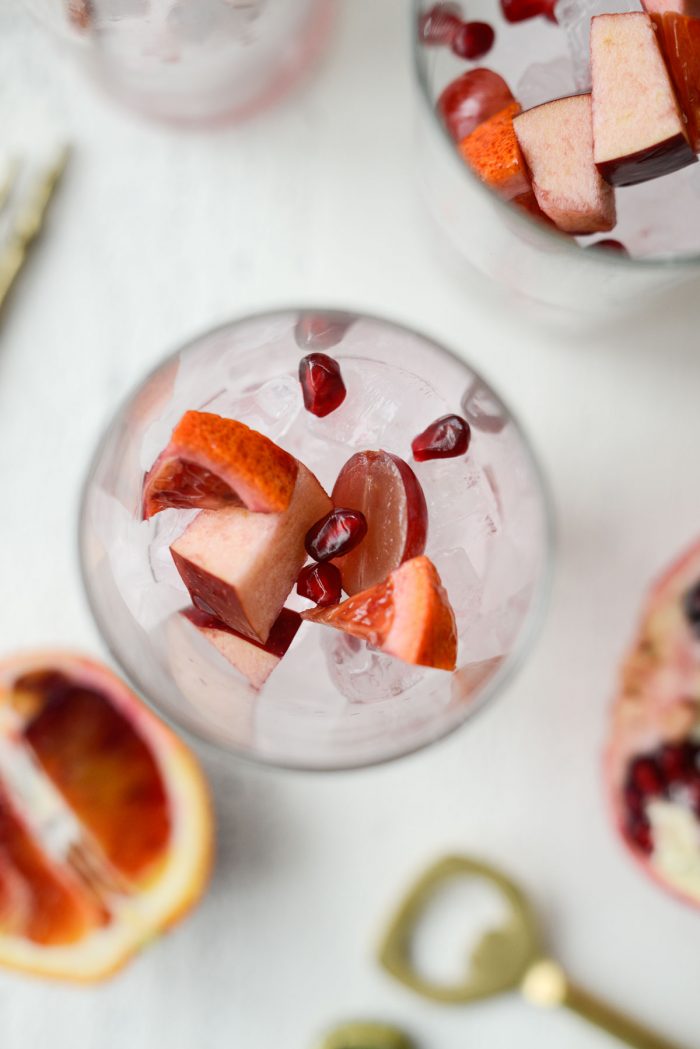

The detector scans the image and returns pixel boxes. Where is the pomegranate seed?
[628,756,665,797]
[683,580,700,637]
[500,0,557,23]
[412,414,471,462]
[461,380,508,434]
[625,813,653,855]
[419,3,462,45]
[298,353,347,417]
[297,562,342,607]
[437,68,516,142]
[294,312,355,351]
[451,21,496,60]
[589,239,628,255]
[305,508,368,562]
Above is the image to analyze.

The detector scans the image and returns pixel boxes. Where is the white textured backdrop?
[1,1,699,1046]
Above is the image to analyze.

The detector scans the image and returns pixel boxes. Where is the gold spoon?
[377,855,691,1049]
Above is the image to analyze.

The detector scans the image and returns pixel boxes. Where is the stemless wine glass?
[25,0,332,125]
[413,0,700,315]
[79,308,552,771]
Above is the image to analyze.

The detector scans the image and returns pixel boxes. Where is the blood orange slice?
[0,652,212,980]
[142,411,298,519]
[303,556,457,671]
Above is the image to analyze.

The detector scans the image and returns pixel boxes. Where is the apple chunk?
[181,607,301,690]
[171,464,332,642]
[302,556,458,671]
[513,95,616,234]
[657,14,700,152]
[591,12,696,186]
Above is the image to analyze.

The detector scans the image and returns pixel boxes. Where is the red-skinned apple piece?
[437,68,516,143]
[591,13,696,186]
[514,94,616,234]
[142,411,298,519]
[181,607,301,690]
[331,450,428,596]
[171,463,332,642]
[302,556,458,671]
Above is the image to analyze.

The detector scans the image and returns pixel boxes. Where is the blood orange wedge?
[0,652,213,981]
[142,410,298,519]
[302,556,457,671]
[331,451,428,596]
[607,541,700,907]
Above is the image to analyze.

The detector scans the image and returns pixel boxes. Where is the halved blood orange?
[0,652,213,981]
[142,410,298,519]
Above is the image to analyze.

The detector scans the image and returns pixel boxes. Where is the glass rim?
[78,304,556,774]
[410,0,700,273]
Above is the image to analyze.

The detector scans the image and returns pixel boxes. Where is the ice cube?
[517,57,576,109]
[460,380,509,435]
[417,454,500,571]
[322,632,423,704]
[431,547,482,634]
[555,0,643,91]
[149,507,198,586]
[203,374,302,442]
[304,360,449,454]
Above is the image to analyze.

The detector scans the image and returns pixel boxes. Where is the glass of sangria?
[413,0,700,314]
[25,0,332,125]
[79,308,552,770]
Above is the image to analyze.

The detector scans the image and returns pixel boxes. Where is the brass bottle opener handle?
[522,960,692,1049]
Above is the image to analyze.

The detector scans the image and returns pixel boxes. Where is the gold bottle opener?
[376,855,692,1049]
[318,1021,416,1049]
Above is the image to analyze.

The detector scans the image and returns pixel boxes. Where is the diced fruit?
[0,652,212,980]
[297,562,342,607]
[305,508,368,562]
[298,353,347,418]
[452,22,496,60]
[607,540,700,907]
[171,463,332,642]
[438,68,516,143]
[642,0,700,20]
[142,411,298,519]
[656,14,700,153]
[588,238,628,254]
[302,556,457,671]
[294,312,355,351]
[590,13,696,186]
[514,94,617,234]
[419,2,462,45]
[500,0,557,23]
[412,415,472,462]
[459,102,531,201]
[181,606,301,690]
[331,451,428,596]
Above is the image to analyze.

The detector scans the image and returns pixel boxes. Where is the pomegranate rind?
[0,651,213,981]
[302,556,457,671]
[142,411,298,519]
[606,542,700,908]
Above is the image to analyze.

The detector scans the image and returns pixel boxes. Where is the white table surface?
[2,2,700,1046]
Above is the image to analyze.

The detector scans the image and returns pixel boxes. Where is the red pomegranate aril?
[297,562,342,607]
[589,239,628,255]
[628,756,665,797]
[658,742,694,783]
[419,3,462,45]
[305,508,368,562]
[412,414,471,462]
[625,813,653,854]
[451,21,496,60]
[500,0,557,22]
[298,353,347,418]
[294,312,355,351]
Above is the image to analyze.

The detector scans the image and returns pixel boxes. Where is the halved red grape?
[437,68,516,142]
